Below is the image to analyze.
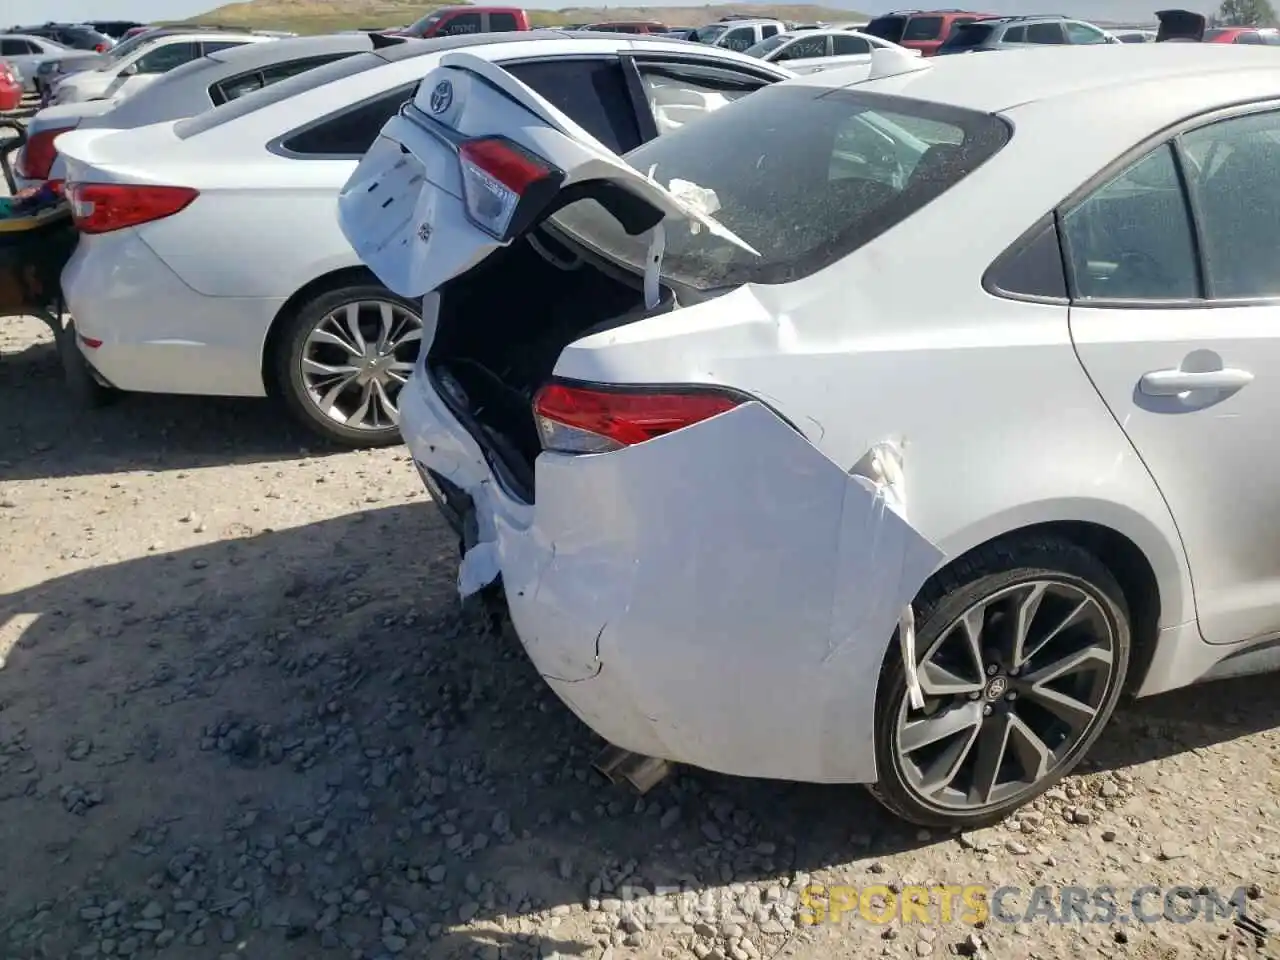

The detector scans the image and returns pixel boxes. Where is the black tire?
[272,283,422,448]
[868,535,1131,828]
[59,320,117,409]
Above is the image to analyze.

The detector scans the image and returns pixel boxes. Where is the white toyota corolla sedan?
[338,43,1280,827]
[54,32,794,446]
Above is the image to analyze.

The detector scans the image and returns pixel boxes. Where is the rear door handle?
[1139,367,1254,396]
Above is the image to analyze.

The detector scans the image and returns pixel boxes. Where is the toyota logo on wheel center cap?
[984,675,1008,701]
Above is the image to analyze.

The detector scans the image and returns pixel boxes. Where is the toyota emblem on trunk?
[429,79,453,115]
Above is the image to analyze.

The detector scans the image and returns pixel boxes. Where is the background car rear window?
[280,83,418,156]
[211,53,352,106]
[1026,22,1066,43]
[549,85,1010,289]
[775,35,828,59]
[940,23,994,49]
[504,59,641,154]
[489,12,520,31]
[864,15,907,42]
[902,16,944,41]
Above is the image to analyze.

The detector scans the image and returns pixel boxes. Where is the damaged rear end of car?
[338,53,1011,784]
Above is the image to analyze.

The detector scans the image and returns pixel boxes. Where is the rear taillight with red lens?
[532,383,744,454]
[66,183,199,235]
[16,127,74,180]
[94,43,109,52]
[457,136,561,241]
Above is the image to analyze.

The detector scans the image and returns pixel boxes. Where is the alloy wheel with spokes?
[277,285,424,447]
[302,300,421,433]
[870,538,1131,827]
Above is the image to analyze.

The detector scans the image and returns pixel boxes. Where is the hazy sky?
[7,0,215,24]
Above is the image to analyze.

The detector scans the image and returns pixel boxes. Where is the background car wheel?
[275,284,423,448]
[59,321,117,409]
[869,536,1131,828]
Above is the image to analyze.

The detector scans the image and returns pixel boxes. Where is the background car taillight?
[94,43,109,52]
[457,136,563,241]
[16,127,74,181]
[66,183,199,235]
[533,382,744,454]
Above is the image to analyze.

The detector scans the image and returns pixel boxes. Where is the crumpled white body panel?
[401,373,943,783]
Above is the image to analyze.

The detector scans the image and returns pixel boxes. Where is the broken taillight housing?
[16,126,73,181]
[457,136,562,241]
[533,382,744,454]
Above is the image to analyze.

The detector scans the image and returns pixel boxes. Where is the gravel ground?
[2,316,1280,960]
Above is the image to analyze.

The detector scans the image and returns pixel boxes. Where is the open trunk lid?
[1156,9,1206,41]
[337,50,758,302]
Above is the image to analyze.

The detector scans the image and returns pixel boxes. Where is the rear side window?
[761,24,781,38]
[832,34,870,54]
[775,35,829,59]
[1003,25,1026,42]
[863,15,907,43]
[175,52,381,139]
[1061,143,1198,301]
[0,39,35,55]
[438,13,483,35]
[280,82,418,156]
[720,27,757,51]
[902,16,944,41]
[489,12,520,31]
[1026,22,1066,43]
[1235,31,1263,43]
[505,58,641,154]
[549,85,1010,289]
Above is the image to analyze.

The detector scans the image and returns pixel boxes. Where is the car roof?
[810,42,1280,114]
[2,33,67,43]
[202,32,373,64]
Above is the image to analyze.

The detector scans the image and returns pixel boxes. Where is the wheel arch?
[929,501,1193,695]
[259,265,382,397]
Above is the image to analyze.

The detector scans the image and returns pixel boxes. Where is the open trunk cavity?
[426,225,675,500]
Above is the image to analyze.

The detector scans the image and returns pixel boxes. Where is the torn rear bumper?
[400,375,943,784]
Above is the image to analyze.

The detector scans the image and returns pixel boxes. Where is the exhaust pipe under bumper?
[592,744,673,794]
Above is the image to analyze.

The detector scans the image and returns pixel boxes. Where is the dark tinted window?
[280,83,417,156]
[832,33,871,54]
[902,16,944,41]
[135,41,200,73]
[1235,30,1263,43]
[863,15,907,42]
[1026,22,1066,43]
[761,24,780,38]
[489,12,520,31]
[1180,110,1280,299]
[939,23,994,49]
[985,215,1067,300]
[1004,25,1026,42]
[438,12,482,35]
[0,39,34,55]
[550,86,1010,288]
[1062,144,1198,301]
[505,58,640,153]
[175,51,382,139]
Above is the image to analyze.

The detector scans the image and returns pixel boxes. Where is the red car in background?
[0,60,21,112]
[1204,25,1280,43]
[862,9,994,55]
[396,6,531,37]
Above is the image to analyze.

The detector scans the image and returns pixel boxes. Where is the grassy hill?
[191,0,865,34]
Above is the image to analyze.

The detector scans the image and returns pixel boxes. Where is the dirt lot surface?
[2,316,1280,960]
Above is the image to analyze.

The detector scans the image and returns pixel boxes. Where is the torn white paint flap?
[458,541,500,597]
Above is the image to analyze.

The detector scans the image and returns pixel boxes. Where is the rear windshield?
[693,23,729,42]
[940,22,994,49]
[745,33,789,56]
[548,85,1010,289]
[902,15,945,41]
[863,15,907,42]
[174,51,381,139]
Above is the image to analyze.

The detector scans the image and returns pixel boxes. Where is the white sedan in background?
[337,43,1280,827]
[746,28,914,73]
[56,32,795,445]
[52,30,272,104]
